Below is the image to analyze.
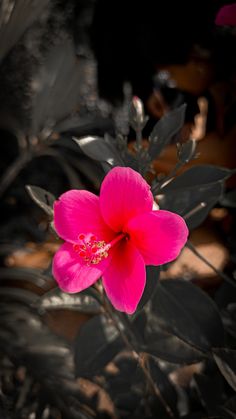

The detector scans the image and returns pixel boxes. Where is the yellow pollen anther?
[73,233,110,265]
[73,232,127,266]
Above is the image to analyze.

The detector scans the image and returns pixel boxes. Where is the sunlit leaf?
[74,135,124,167]
[40,287,101,314]
[213,348,236,392]
[26,185,55,217]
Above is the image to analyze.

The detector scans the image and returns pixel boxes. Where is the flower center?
[73,232,126,265]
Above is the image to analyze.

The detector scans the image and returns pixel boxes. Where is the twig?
[136,127,143,152]
[152,161,183,195]
[0,151,32,196]
[187,241,236,289]
[15,376,32,410]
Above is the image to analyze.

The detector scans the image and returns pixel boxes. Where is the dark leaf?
[184,195,221,230]
[0,302,74,380]
[58,149,104,190]
[144,326,205,364]
[43,149,84,189]
[117,311,147,347]
[160,181,223,229]
[159,164,231,229]
[220,188,236,208]
[213,348,236,392]
[115,392,141,412]
[0,0,49,62]
[215,282,236,309]
[108,352,140,397]
[26,184,55,217]
[222,305,236,338]
[31,39,81,134]
[0,267,50,290]
[177,139,197,163]
[147,355,178,417]
[101,161,113,173]
[74,135,124,167]
[181,414,206,419]
[152,280,225,351]
[132,311,147,343]
[148,104,186,159]
[55,114,114,137]
[0,286,39,305]
[122,150,140,171]
[137,266,160,310]
[161,165,231,190]
[193,373,225,415]
[222,396,236,418]
[220,407,236,419]
[74,314,123,377]
[23,344,72,379]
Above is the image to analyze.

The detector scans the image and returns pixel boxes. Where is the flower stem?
[152,161,183,195]
[136,128,143,152]
[95,284,175,418]
[0,151,32,197]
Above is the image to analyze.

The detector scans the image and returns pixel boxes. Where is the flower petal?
[54,190,114,243]
[53,242,110,293]
[126,210,188,265]
[100,167,153,232]
[102,241,146,314]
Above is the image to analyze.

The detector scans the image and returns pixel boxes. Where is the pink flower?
[215,4,236,26]
[53,167,188,314]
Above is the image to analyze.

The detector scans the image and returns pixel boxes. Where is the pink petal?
[54,190,114,243]
[53,242,110,293]
[102,241,146,314]
[126,210,188,265]
[100,167,153,232]
[215,5,236,26]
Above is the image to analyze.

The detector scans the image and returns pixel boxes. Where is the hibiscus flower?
[53,167,188,314]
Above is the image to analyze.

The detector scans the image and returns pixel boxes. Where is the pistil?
[73,232,127,265]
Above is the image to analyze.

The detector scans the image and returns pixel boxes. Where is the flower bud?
[129,96,147,131]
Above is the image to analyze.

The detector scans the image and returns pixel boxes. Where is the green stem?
[136,127,143,152]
